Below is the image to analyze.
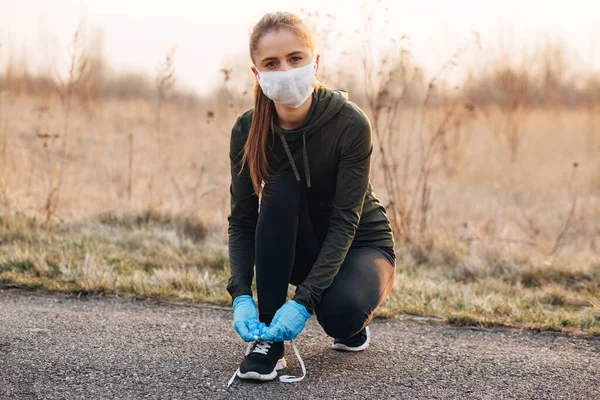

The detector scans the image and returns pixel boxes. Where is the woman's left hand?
[261,300,311,342]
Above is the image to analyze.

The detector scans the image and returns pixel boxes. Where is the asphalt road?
[1,290,599,400]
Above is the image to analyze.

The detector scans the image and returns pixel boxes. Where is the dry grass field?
[0,89,598,334]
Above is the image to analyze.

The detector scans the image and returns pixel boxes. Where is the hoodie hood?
[274,88,348,188]
[274,88,349,138]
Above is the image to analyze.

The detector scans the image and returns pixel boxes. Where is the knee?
[316,299,370,339]
[260,172,305,212]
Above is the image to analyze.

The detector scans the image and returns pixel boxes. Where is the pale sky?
[1,0,598,94]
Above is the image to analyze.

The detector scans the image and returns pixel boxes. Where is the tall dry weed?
[155,46,176,148]
[42,25,90,225]
[0,41,7,210]
[359,6,476,244]
[477,63,530,162]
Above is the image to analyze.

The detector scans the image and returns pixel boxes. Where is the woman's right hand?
[232,295,262,342]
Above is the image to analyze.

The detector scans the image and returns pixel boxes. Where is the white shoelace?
[252,341,271,355]
[226,339,306,388]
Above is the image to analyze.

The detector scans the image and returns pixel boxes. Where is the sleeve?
[226,116,259,302]
[292,111,373,313]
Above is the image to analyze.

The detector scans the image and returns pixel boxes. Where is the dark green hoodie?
[227,87,394,313]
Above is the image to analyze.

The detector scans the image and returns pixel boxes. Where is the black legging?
[255,171,396,340]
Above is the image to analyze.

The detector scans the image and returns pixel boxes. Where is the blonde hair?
[242,12,320,195]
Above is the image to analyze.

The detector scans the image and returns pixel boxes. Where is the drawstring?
[278,131,311,188]
[226,339,306,388]
[278,133,301,183]
[302,132,312,188]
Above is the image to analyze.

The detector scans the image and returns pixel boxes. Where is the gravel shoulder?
[1,290,599,400]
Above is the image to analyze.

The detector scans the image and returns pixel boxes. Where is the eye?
[291,56,303,63]
[265,61,278,69]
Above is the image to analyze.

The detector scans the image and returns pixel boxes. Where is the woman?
[227,11,396,382]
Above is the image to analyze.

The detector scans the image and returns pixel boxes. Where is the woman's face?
[251,28,320,75]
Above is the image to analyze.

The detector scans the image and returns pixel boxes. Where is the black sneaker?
[237,341,286,381]
[331,326,370,352]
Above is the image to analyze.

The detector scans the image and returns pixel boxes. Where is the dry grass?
[0,91,598,334]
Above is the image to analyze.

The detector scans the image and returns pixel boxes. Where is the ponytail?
[241,82,275,196]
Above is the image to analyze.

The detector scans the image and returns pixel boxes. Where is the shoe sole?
[237,357,287,381]
[331,326,370,352]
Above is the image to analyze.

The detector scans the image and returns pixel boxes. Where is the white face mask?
[255,55,317,108]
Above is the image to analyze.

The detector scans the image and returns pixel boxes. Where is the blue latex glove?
[232,295,262,342]
[260,300,311,342]
[256,322,268,338]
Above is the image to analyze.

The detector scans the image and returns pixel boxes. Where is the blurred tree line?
[0,21,598,110]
